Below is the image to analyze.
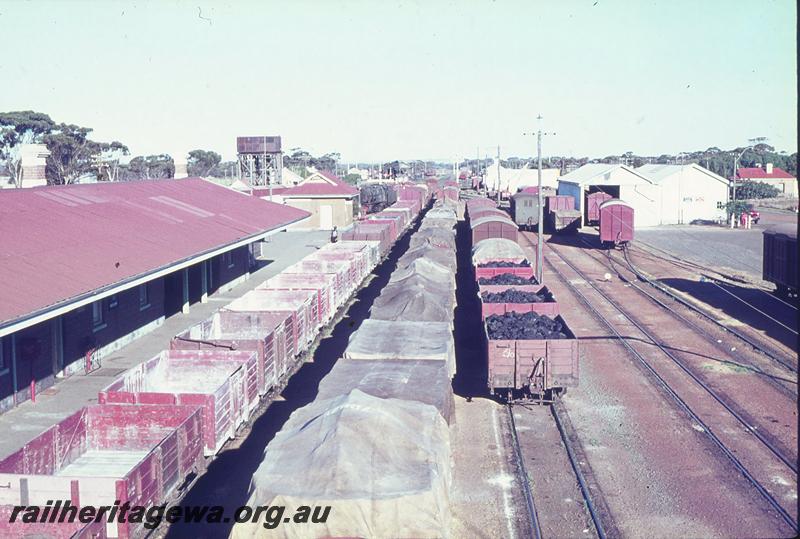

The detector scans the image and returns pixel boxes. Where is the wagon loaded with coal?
[468,195,580,401]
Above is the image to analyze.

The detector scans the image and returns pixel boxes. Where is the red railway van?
[586,191,613,223]
[0,404,204,539]
[470,214,519,245]
[599,199,634,245]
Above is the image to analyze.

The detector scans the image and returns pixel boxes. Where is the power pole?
[536,115,544,284]
[496,145,501,202]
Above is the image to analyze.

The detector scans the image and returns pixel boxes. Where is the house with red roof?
[737,163,797,197]
[281,170,360,230]
[0,178,309,413]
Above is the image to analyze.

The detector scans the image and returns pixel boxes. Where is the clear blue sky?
[1,0,796,162]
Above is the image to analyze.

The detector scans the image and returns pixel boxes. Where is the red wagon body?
[0,404,204,539]
[479,286,559,319]
[171,310,291,394]
[470,214,519,245]
[224,289,318,356]
[263,272,337,324]
[484,316,579,398]
[599,199,634,244]
[586,191,613,223]
[98,350,258,456]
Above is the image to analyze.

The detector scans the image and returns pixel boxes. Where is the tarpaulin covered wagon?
[229,390,451,539]
[345,319,456,378]
[171,310,291,394]
[98,350,259,456]
[0,404,204,539]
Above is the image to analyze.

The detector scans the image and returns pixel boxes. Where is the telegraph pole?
[536,115,544,284]
[496,145,501,202]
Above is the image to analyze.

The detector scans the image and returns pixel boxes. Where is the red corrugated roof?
[282,170,359,198]
[736,167,795,179]
[0,178,310,326]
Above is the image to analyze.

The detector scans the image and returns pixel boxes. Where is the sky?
[1,0,796,163]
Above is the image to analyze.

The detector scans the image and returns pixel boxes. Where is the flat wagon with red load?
[0,404,204,539]
[224,288,318,357]
[171,310,291,395]
[98,350,259,456]
[263,272,338,324]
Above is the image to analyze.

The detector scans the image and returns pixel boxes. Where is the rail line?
[633,239,798,312]
[613,241,798,372]
[520,232,798,533]
[507,400,608,539]
[576,238,797,394]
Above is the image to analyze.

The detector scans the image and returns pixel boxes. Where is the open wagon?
[225,289,319,356]
[479,285,559,319]
[98,350,259,456]
[0,404,204,539]
[263,272,337,325]
[484,315,578,401]
[171,310,291,394]
[283,258,351,307]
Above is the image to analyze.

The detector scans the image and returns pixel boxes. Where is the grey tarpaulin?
[397,247,458,275]
[392,256,454,283]
[230,390,452,539]
[370,280,455,325]
[471,237,527,264]
[316,359,454,423]
[344,319,455,376]
[409,228,456,250]
[426,206,457,221]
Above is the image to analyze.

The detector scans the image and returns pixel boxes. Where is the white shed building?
[557,164,661,227]
[637,163,728,225]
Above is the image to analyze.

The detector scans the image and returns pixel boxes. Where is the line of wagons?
[510,188,635,246]
[229,195,461,539]
[0,182,438,539]
[465,197,581,402]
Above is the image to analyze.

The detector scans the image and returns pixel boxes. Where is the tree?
[735,181,780,200]
[187,149,222,176]
[96,141,130,181]
[124,154,175,180]
[0,111,56,186]
[43,124,126,185]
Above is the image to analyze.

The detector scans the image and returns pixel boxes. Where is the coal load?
[478,260,531,268]
[478,273,539,285]
[481,289,551,303]
[486,312,567,340]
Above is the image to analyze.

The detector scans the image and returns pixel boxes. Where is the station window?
[0,338,5,371]
[91,301,105,330]
[108,294,118,309]
[139,284,151,310]
[223,251,235,268]
[716,201,725,209]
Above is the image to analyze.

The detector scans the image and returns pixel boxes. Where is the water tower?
[236,136,283,187]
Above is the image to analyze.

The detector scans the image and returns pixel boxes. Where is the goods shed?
[637,163,728,224]
[557,164,660,227]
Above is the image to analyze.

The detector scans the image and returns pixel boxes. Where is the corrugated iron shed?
[0,178,309,327]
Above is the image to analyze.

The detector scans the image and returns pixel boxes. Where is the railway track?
[519,232,798,535]
[627,240,798,365]
[506,399,610,539]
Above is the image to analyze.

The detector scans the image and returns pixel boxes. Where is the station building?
[0,178,309,413]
